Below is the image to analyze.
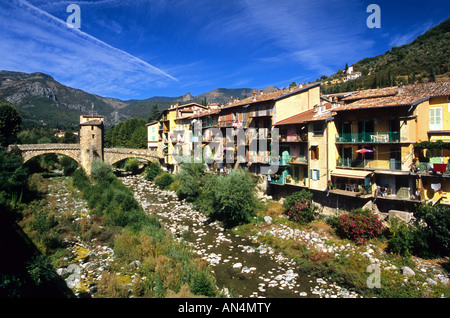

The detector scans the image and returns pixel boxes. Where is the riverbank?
[123,174,449,298]
[16,172,217,298]
[13,172,449,299]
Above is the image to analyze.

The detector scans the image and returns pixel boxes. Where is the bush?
[90,160,115,184]
[283,190,314,211]
[125,158,139,174]
[202,169,257,228]
[387,218,416,256]
[413,203,450,258]
[145,161,163,181]
[175,162,204,202]
[286,198,317,224]
[334,208,385,245]
[190,270,216,297]
[154,172,174,190]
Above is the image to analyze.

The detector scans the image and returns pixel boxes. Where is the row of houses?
[146,81,450,207]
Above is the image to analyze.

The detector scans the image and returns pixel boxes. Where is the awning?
[430,135,450,142]
[331,169,372,179]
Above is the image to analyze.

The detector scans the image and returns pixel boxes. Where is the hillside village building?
[147,81,450,211]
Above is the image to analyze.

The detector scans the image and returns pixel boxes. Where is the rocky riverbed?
[46,175,448,298]
[122,175,365,298]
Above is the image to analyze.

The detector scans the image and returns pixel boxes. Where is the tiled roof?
[220,82,320,110]
[274,109,315,126]
[274,103,335,125]
[335,82,450,111]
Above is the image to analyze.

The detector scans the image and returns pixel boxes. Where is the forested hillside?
[321,18,449,94]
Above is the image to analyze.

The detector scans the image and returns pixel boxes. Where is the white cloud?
[389,21,435,47]
[0,0,177,98]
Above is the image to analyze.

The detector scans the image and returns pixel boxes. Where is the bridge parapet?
[103,147,159,166]
[9,144,81,151]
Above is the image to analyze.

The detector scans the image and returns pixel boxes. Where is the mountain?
[321,18,450,94]
[0,71,127,127]
[0,70,279,128]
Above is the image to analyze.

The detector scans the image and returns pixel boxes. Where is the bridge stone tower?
[79,115,104,175]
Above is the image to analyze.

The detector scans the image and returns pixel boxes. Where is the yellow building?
[146,121,159,150]
[329,81,450,203]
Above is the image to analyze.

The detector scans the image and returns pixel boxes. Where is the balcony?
[279,133,307,142]
[288,156,308,164]
[336,131,400,143]
[410,162,450,176]
[248,109,273,118]
[337,158,402,171]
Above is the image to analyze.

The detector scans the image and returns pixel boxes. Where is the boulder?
[264,216,272,224]
[401,266,415,277]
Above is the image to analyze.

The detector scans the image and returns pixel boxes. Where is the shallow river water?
[122,175,323,298]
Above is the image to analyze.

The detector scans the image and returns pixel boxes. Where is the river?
[122,174,324,298]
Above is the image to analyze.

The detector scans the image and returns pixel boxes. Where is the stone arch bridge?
[9,144,158,174]
[8,115,158,175]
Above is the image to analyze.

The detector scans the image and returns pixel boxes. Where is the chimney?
[398,82,404,94]
[253,91,257,101]
[260,90,264,95]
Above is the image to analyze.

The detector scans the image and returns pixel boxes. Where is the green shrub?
[190,270,216,297]
[175,162,204,202]
[387,218,416,256]
[71,168,90,190]
[155,172,174,190]
[413,203,450,258]
[203,169,257,228]
[334,208,385,245]
[60,156,78,176]
[145,161,163,181]
[283,190,314,211]
[286,198,317,224]
[26,255,56,286]
[125,158,139,174]
[90,159,115,184]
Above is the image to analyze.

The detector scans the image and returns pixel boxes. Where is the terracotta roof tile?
[220,82,320,110]
[335,82,450,111]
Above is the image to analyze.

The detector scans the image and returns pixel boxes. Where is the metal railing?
[337,158,402,170]
[336,131,400,143]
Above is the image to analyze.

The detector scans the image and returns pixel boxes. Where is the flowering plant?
[335,208,384,245]
[286,198,317,224]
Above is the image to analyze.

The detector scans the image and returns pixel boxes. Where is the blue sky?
[0,0,448,100]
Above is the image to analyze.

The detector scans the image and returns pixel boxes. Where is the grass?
[233,199,450,298]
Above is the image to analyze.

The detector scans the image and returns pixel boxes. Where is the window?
[313,123,324,136]
[311,146,319,160]
[430,107,442,131]
[310,169,320,181]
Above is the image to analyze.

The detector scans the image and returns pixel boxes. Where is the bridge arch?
[22,150,81,167]
[10,144,82,167]
[103,148,159,168]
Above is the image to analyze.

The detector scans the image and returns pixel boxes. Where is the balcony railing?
[288,156,308,164]
[410,162,450,175]
[337,158,402,170]
[279,134,308,142]
[248,109,273,118]
[336,131,400,143]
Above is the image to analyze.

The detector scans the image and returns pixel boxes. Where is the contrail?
[15,0,178,82]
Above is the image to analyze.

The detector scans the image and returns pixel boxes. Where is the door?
[390,148,401,170]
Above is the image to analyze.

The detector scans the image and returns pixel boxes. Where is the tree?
[175,162,205,202]
[200,169,257,228]
[0,103,22,147]
[147,105,160,122]
[62,131,77,144]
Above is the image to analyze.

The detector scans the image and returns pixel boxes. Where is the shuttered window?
[430,107,442,131]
